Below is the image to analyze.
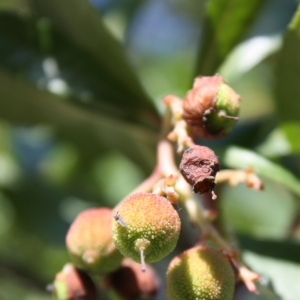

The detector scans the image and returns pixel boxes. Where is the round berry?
[112,193,181,269]
[66,208,122,274]
[166,246,235,300]
[52,263,96,300]
[104,257,159,299]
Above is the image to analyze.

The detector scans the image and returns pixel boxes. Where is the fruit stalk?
[115,92,260,292]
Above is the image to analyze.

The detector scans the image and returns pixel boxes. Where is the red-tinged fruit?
[182,75,241,139]
[166,246,235,300]
[112,193,181,271]
[52,263,97,300]
[66,208,122,274]
[104,257,159,300]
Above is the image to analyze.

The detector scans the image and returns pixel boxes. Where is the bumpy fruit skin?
[112,192,181,263]
[66,208,122,274]
[182,75,241,139]
[166,246,235,300]
[53,263,96,300]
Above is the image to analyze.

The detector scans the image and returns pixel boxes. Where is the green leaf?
[257,122,300,157]
[274,5,300,121]
[0,12,159,125]
[195,0,267,75]
[235,282,281,300]
[219,34,282,82]
[238,235,300,264]
[243,251,300,300]
[221,179,296,239]
[0,69,157,172]
[92,152,144,207]
[29,0,155,112]
[0,272,51,300]
[0,0,27,11]
[223,146,300,197]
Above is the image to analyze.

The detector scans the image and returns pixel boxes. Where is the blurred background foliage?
[1,0,300,299]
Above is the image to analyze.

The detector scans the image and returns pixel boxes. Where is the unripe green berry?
[205,81,241,136]
[112,192,181,269]
[166,246,235,300]
[66,208,122,274]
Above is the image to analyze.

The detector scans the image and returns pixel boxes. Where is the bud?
[182,75,241,139]
[51,263,97,300]
[104,257,159,300]
[166,246,235,300]
[66,208,123,274]
[180,145,219,194]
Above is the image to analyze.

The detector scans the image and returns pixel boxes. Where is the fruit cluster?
[49,75,256,300]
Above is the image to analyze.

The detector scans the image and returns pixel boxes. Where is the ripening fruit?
[182,75,241,139]
[104,257,160,300]
[51,263,96,300]
[112,192,181,271]
[166,246,235,300]
[66,208,123,274]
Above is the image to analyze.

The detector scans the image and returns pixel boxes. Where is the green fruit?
[66,207,122,274]
[112,192,181,269]
[182,75,241,139]
[205,81,241,136]
[166,246,235,300]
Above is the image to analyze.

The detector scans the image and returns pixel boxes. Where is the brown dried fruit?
[182,75,241,139]
[104,257,159,300]
[180,145,219,194]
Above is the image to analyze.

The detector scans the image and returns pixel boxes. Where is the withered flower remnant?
[180,145,220,194]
